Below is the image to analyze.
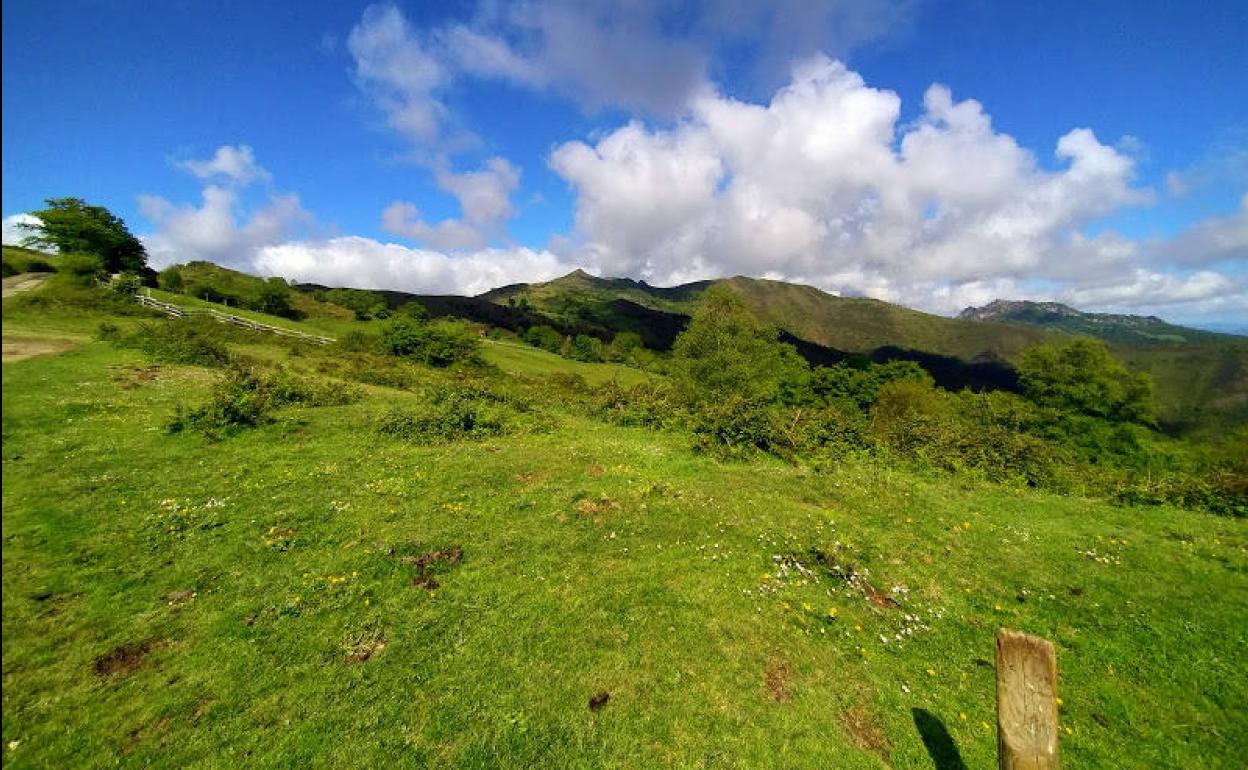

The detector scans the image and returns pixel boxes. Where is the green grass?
[3,287,1247,768]
[481,338,652,386]
[2,245,60,276]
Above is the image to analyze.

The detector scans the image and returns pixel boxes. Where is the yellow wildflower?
[827,607,838,618]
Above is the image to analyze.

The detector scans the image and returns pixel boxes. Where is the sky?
[3,0,1246,326]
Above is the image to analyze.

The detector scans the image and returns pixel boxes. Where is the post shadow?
[911,708,968,770]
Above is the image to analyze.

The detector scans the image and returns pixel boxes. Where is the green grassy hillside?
[2,245,59,277]
[3,281,1246,768]
[717,277,1061,360]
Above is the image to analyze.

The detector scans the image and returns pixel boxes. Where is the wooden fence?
[135,292,336,345]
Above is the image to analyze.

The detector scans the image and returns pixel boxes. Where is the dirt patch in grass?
[2,336,77,363]
[764,658,793,702]
[841,704,890,760]
[588,691,610,711]
[345,628,387,663]
[512,471,545,488]
[401,545,463,590]
[95,640,159,677]
[115,364,164,389]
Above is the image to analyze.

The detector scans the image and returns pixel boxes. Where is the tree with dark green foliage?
[325,288,389,320]
[256,277,295,318]
[402,300,430,321]
[1019,338,1157,425]
[381,318,480,367]
[670,285,808,405]
[569,334,604,362]
[806,360,932,409]
[522,325,564,353]
[158,266,185,292]
[605,331,644,362]
[19,198,147,273]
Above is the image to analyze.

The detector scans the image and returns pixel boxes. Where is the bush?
[170,366,361,437]
[805,360,932,409]
[56,252,106,287]
[120,319,233,367]
[569,334,604,362]
[377,387,511,443]
[110,272,143,296]
[334,330,383,354]
[1020,338,1157,426]
[670,286,809,406]
[324,288,390,320]
[158,266,184,292]
[593,381,682,429]
[382,318,481,367]
[522,325,564,353]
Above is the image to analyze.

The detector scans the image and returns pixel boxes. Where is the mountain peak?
[959,299,1228,345]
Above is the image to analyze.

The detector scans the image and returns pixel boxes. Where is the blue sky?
[3,1,1246,324]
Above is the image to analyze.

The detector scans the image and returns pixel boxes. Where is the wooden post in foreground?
[996,628,1060,770]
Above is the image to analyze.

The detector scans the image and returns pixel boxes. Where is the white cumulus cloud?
[546,55,1246,317]
[254,236,573,295]
[139,186,314,269]
[2,213,47,249]
[381,157,522,251]
[177,145,271,186]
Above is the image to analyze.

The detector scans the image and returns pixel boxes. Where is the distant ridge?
[958,299,1236,345]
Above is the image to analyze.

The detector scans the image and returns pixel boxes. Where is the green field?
[3,280,1247,768]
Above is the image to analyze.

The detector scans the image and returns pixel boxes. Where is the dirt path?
[2,272,52,297]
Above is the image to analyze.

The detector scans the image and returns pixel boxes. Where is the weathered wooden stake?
[996,628,1059,770]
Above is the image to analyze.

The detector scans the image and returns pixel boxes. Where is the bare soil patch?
[2,272,52,297]
[401,545,463,590]
[841,704,890,760]
[764,658,793,702]
[95,640,159,677]
[345,628,387,663]
[2,336,77,363]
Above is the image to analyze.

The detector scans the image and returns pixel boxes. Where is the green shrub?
[158,266,184,292]
[382,318,481,367]
[110,272,143,296]
[522,325,564,353]
[120,319,233,367]
[170,366,361,437]
[56,252,106,287]
[334,330,383,354]
[670,286,809,406]
[1020,338,1157,426]
[593,381,682,429]
[569,334,604,362]
[377,387,511,443]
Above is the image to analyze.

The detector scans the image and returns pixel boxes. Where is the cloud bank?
[130,5,1244,324]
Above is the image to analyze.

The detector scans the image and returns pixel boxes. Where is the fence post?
[996,628,1059,770]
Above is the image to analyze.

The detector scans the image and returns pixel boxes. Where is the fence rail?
[135,292,336,345]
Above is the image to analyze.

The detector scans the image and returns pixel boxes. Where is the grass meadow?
[2,288,1246,768]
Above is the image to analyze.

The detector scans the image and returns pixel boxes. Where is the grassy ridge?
[2,285,1247,767]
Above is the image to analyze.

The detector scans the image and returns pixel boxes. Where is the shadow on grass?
[912,708,968,770]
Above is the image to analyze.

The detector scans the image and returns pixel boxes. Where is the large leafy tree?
[670,285,808,405]
[1019,338,1156,425]
[20,197,148,273]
